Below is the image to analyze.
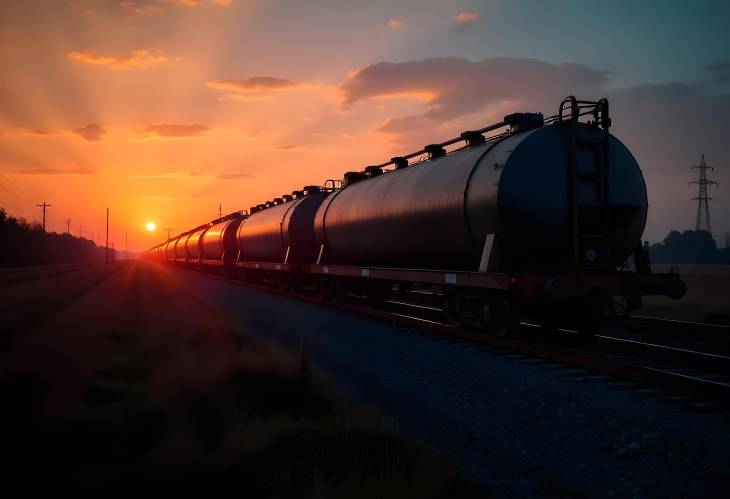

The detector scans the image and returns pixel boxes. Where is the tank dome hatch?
[391,156,409,170]
[504,113,544,133]
[460,130,486,147]
[343,171,367,186]
[365,165,382,177]
[425,144,446,159]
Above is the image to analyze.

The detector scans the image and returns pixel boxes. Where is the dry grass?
[0,354,483,497]
[0,261,484,496]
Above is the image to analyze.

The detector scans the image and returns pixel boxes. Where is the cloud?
[68,49,169,70]
[453,11,479,23]
[21,128,53,136]
[73,124,106,141]
[217,172,255,179]
[9,168,98,175]
[387,19,403,29]
[341,57,608,122]
[205,76,330,102]
[207,77,300,95]
[140,124,210,138]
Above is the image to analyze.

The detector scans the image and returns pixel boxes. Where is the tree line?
[648,230,730,265]
[0,207,115,267]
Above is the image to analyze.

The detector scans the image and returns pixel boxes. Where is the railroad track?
[189,267,730,412]
[611,314,730,343]
[383,300,730,409]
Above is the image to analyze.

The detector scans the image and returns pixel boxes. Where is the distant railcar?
[236,187,329,265]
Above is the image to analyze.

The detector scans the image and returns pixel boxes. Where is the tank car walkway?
[1,260,730,497]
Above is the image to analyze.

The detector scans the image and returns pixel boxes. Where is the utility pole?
[163,227,172,241]
[36,202,51,232]
[690,154,718,233]
[80,225,84,238]
[65,217,72,234]
[219,203,222,219]
[105,208,109,264]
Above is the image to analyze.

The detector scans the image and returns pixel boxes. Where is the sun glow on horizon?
[146,222,156,232]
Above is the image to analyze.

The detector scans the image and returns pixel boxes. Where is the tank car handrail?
[374,120,508,170]
[558,96,610,130]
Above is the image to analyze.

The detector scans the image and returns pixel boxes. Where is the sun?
[146,222,156,232]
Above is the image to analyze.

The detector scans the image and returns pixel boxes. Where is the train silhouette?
[146,97,686,335]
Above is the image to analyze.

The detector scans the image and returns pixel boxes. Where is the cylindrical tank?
[201,218,243,262]
[164,239,177,260]
[185,226,208,259]
[314,122,647,271]
[237,192,329,264]
[175,234,189,259]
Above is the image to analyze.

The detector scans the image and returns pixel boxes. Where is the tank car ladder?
[559,96,612,269]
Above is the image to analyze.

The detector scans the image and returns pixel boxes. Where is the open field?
[0,260,482,496]
[640,265,730,325]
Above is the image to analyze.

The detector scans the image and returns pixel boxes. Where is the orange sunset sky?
[1,0,728,251]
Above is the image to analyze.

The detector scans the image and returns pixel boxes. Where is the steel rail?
[179,266,730,409]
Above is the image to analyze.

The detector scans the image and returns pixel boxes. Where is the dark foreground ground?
[0,261,481,497]
[2,261,730,497]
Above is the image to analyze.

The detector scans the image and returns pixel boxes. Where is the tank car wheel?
[316,279,328,300]
[443,294,462,327]
[278,273,292,292]
[327,278,342,303]
[483,297,519,337]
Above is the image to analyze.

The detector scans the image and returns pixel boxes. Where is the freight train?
[146,97,686,335]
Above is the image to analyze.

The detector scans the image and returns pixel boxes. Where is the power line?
[690,154,718,233]
[36,202,51,232]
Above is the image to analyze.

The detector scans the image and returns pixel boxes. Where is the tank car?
[314,110,644,273]
[200,215,244,266]
[237,187,328,265]
[185,225,209,262]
